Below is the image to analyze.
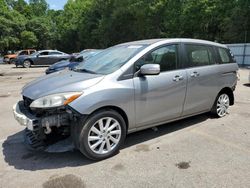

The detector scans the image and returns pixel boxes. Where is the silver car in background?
[13,39,238,160]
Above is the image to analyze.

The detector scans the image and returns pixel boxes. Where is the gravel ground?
[0,64,249,188]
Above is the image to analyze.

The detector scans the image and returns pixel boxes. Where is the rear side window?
[39,52,49,56]
[218,48,231,64]
[185,44,215,67]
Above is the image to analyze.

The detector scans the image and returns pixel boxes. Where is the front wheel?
[77,110,126,160]
[211,93,230,117]
[23,60,31,68]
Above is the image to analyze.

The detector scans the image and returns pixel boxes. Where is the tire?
[76,109,126,160]
[23,60,31,68]
[10,59,15,64]
[211,93,230,118]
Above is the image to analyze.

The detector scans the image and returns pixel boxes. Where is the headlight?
[30,92,82,108]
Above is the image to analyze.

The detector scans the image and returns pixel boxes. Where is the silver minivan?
[13,39,238,160]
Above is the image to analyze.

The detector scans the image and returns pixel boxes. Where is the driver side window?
[135,44,178,72]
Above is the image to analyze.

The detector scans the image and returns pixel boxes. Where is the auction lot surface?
[0,65,250,188]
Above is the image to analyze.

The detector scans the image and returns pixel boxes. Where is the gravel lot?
[0,64,249,188]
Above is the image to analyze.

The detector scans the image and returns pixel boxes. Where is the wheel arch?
[218,87,234,105]
[24,59,33,65]
[89,106,129,131]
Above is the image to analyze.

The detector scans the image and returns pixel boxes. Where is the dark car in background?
[45,49,102,74]
[15,50,71,68]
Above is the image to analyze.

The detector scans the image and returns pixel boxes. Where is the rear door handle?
[190,71,200,77]
[173,75,184,82]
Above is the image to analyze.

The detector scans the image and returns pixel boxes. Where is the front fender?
[69,79,135,129]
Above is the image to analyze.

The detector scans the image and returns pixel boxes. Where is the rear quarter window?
[218,48,234,64]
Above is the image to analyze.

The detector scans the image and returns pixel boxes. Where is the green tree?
[20,31,38,48]
[26,17,52,49]
[0,6,26,52]
[29,0,48,17]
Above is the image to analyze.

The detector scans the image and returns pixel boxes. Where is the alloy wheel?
[23,60,31,68]
[216,94,230,117]
[87,117,121,154]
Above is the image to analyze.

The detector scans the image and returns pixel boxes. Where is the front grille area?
[23,96,33,108]
[23,96,34,114]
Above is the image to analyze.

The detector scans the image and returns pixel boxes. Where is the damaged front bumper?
[13,101,77,152]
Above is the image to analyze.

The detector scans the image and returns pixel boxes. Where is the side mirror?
[140,64,160,76]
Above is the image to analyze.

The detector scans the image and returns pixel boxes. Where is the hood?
[49,60,70,69]
[5,54,17,58]
[22,70,105,99]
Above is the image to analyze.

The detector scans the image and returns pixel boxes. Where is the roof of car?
[119,38,227,48]
[37,50,62,53]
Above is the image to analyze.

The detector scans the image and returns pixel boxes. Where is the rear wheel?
[211,93,230,117]
[10,59,15,64]
[77,110,126,160]
[23,60,31,68]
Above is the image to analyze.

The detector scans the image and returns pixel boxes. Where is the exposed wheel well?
[90,106,129,131]
[218,87,234,105]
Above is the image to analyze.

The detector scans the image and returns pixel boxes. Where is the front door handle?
[173,75,184,82]
[190,71,200,77]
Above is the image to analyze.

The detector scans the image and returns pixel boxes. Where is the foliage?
[20,31,38,48]
[0,0,249,54]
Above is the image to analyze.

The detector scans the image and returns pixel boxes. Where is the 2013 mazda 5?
[13,39,238,160]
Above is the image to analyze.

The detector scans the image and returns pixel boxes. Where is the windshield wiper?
[73,68,96,74]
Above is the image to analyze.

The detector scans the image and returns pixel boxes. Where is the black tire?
[23,60,31,68]
[76,109,126,160]
[211,92,230,118]
[10,59,15,64]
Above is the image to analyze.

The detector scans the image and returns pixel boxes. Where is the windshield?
[73,44,147,75]
[31,51,40,56]
[76,51,99,60]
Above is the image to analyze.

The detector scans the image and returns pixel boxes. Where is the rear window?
[19,51,28,55]
[218,48,233,64]
[30,50,36,54]
[185,44,215,67]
